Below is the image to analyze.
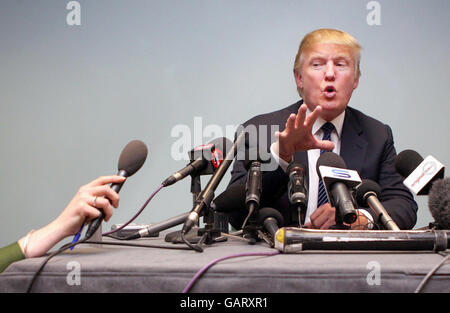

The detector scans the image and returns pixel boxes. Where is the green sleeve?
[0,241,25,273]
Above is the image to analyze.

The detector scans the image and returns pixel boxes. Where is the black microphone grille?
[395,149,423,178]
[118,140,148,176]
[257,207,285,227]
[316,152,347,177]
[428,177,450,229]
[355,179,381,207]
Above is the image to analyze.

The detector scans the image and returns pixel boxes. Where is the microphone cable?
[102,184,164,237]
[182,250,280,293]
[25,183,165,293]
[414,252,450,293]
[25,235,193,293]
[26,238,89,293]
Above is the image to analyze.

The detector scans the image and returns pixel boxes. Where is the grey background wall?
[0,0,448,247]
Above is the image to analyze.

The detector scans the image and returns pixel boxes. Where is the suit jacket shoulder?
[241,100,302,128]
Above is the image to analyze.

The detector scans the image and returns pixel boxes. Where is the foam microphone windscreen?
[428,177,450,229]
[394,149,424,178]
[257,207,285,227]
[355,179,381,207]
[316,151,347,178]
[118,140,148,176]
[213,184,246,213]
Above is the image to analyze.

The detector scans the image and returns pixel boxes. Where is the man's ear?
[294,70,303,90]
[353,75,360,90]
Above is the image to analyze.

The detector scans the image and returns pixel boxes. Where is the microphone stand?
[164,174,203,243]
[242,206,262,244]
[196,203,228,245]
[190,174,201,205]
[181,131,246,251]
[165,174,229,246]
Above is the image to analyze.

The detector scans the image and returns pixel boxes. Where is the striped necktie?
[317,122,335,208]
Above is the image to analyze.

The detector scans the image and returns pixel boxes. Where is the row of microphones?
[214,151,396,231]
[275,148,449,253]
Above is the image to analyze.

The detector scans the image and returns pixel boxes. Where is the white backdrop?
[0,0,449,246]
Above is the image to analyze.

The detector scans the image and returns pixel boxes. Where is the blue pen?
[70,221,86,250]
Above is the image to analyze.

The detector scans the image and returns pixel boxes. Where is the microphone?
[125,212,191,240]
[428,177,450,229]
[242,147,271,228]
[355,179,400,230]
[245,161,262,217]
[274,227,449,252]
[162,137,231,187]
[182,131,246,237]
[316,152,360,225]
[286,162,308,226]
[256,207,285,241]
[395,149,445,195]
[85,140,148,239]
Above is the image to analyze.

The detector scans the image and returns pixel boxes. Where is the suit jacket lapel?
[340,108,368,174]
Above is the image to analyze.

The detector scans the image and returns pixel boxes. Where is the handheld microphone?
[256,207,285,241]
[287,162,308,225]
[182,131,246,236]
[85,140,148,239]
[355,179,400,230]
[428,177,450,229]
[395,149,445,195]
[316,152,360,225]
[162,137,231,187]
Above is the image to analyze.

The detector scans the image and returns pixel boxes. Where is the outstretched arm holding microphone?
[0,175,124,273]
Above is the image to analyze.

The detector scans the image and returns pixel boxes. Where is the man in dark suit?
[227,28,417,230]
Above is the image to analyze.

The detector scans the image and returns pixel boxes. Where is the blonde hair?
[294,29,362,95]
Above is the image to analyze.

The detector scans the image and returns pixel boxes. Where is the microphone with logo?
[85,140,148,240]
[286,162,308,227]
[316,152,360,228]
[161,137,231,243]
[395,149,445,196]
[355,179,400,230]
[162,137,231,188]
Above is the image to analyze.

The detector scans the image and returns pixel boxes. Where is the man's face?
[295,43,359,121]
